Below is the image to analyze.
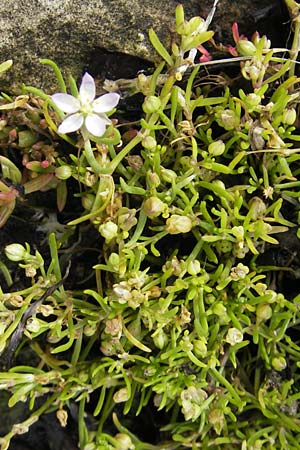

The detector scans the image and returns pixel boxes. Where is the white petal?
[92,93,120,113]
[80,73,96,103]
[98,113,112,125]
[85,114,106,137]
[51,93,80,113]
[58,113,84,134]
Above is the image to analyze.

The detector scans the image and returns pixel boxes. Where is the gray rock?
[0,0,287,94]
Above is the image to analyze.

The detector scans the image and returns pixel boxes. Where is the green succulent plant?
[0,2,300,450]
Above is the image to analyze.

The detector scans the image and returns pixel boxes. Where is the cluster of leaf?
[1,4,300,450]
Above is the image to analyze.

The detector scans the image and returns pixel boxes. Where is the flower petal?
[80,73,96,103]
[92,93,120,113]
[51,93,80,113]
[85,114,106,137]
[58,113,84,134]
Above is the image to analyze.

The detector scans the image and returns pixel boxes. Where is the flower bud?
[146,171,160,188]
[143,96,161,113]
[108,252,120,270]
[282,108,297,125]
[143,196,165,218]
[160,168,177,183]
[115,433,135,450]
[142,135,156,150]
[99,221,118,242]
[81,194,95,210]
[212,303,227,317]
[249,197,267,220]
[208,408,224,435]
[193,339,207,358]
[208,140,225,156]
[256,303,272,323]
[231,226,244,241]
[244,65,261,82]
[236,39,256,56]
[56,409,68,428]
[246,93,261,107]
[26,317,41,333]
[153,329,168,349]
[5,243,28,262]
[187,259,201,276]
[272,356,287,371]
[25,266,37,278]
[166,215,192,234]
[83,323,98,336]
[216,109,239,130]
[55,165,72,180]
[225,327,243,345]
[113,387,130,403]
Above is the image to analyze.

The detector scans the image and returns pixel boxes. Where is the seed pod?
[256,303,272,323]
[208,140,225,156]
[143,95,161,113]
[143,196,165,218]
[272,356,287,371]
[282,108,296,125]
[5,243,27,261]
[99,221,118,242]
[225,327,243,345]
[236,39,256,56]
[166,214,193,234]
[55,165,72,180]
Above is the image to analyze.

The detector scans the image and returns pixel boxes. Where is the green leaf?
[149,29,173,66]
[0,59,12,74]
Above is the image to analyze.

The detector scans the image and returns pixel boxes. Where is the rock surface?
[0,0,288,93]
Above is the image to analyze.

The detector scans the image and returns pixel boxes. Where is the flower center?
[80,95,93,116]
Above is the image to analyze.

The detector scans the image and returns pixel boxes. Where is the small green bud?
[99,221,118,242]
[114,433,135,450]
[225,327,243,345]
[246,65,261,82]
[231,226,244,241]
[236,39,256,56]
[272,356,287,371]
[83,323,98,336]
[142,135,157,149]
[81,194,95,211]
[166,214,193,234]
[256,303,272,323]
[5,243,28,262]
[216,109,239,130]
[208,140,225,156]
[55,165,72,180]
[208,408,224,435]
[187,259,201,275]
[147,171,160,188]
[113,387,130,403]
[246,93,261,107]
[282,108,296,125]
[26,317,41,333]
[160,168,177,183]
[108,252,120,270]
[212,303,227,317]
[193,339,207,358]
[249,197,267,220]
[143,196,165,218]
[143,95,161,113]
[212,179,226,190]
[153,329,168,349]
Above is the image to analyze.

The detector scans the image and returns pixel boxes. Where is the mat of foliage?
[1,3,300,449]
